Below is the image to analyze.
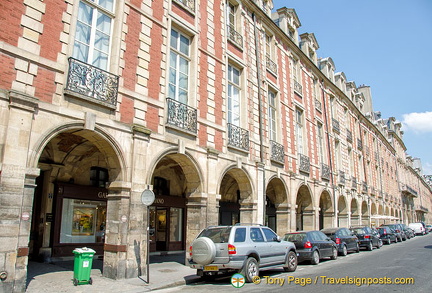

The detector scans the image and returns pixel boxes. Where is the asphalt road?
[160,233,432,292]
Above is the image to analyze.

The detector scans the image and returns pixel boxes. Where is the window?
[317,123,325,163]
[295,109,304,154]
[227,2,236,28]
[90,167,108,188]
[234,228,246,242]
[265,33,272,59]
[169,28,190,104]
[268,89,277,141]
[262,228,278,242]
[73,0,114,70]
[335,140,341,170]
[228,64,241,126]
[250,228,265,242]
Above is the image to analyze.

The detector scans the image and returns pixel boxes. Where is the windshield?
[284,233,306,243]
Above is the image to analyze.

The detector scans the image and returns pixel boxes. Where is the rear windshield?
[199,227,232,243]
[351,228,365,234]
[284,233,306,243]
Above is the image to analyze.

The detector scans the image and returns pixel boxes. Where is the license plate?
[204,266,218,271]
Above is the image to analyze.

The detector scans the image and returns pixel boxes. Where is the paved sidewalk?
[26,252,201,292]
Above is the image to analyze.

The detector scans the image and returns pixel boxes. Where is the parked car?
[380,224,404,241]
[400,224,414,239]
[426,224,432,233]
[378,226,397,244]
[409,222,426,235]
[321,227,359,256]
[188,224,298,282]
[283,231,337,265]
[350,226,382,251]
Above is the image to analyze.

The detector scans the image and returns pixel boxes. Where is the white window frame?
[228,64,241,126]
[317,123,325,163]
[168,28,191,105]
[295,108,304,155]
[73,0,115,71]
[268,89,277,141]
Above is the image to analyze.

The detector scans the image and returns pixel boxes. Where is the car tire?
[377,240,382,249]
[191,237,216,265]
[330,247,337,260]
[367,241,373,251]
[339,245,347,256]
[311,250,320,265]
[241,257,259,283]
[283,251,298,272]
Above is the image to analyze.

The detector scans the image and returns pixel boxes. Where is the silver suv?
[187,224,298,282]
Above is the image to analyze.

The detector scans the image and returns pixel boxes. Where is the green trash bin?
[72,247,95,286]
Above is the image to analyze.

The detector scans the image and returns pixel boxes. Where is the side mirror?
[275,236,281,242]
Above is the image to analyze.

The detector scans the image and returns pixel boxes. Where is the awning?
[370,215,399,220]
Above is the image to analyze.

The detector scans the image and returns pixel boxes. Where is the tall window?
[335,140,340,170]
[317,123,324,163]
[228,2,236,28]
[265,33,272,59]
[295,109,304,154]
[228,64,241,126]
[268,89,277,141]
[169,28,190,104]
[73,0,114,70]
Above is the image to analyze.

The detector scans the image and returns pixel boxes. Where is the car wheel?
[283,251,298,272]
[367,241,373,251]
[377,240,382,249]
[241,257,259,283]
[311,250,320,265]
[330,247,338,260]
[339,245,347,256]
[191,237,216,265]
[355,243,360,253]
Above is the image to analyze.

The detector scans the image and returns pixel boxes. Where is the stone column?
[0,91,39,292]
[275,203,289,234]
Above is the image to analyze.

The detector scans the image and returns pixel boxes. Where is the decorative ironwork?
[332,118,340,134]
[166,98,197,134]
[365,146,370,157]
[347,130,353,143]
[270,140,284,164]
[299,154,310,174]
[351,177,357,190]
[321,163,330,180]
[315,99,322,112]
[293,80,302,96]
[65,57,119,107]
[362,181,368,193]
[227,25,243,48]
[173,0,195,12]
[228,123,249,151]
[401,183,418,197]
[266,55,277,75]
[338,170,345,185]
[357,138,363,151]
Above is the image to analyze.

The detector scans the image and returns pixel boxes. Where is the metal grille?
[228,123,249,151]
[321,163,330,180]
[270,140,284,164]
[166,98,197,134]
[299,154,310,174]
[227,25,243,48]
[173,0,195,12]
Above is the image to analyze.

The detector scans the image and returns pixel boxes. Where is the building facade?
[0,0,431,292]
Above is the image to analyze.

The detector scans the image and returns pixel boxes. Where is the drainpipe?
[252,13,266,224]
[320,82,337,227]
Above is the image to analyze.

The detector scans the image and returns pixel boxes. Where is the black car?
[283,231,338,265]
[321,227,359,256]
[400,223,414,239]
[350,226,382,251]
[381,224,404,241]
[378,226,397,244]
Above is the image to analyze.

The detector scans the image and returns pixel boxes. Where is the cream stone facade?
[0,0,431,292]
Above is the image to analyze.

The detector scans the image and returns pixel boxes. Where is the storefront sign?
[46,213,53,223]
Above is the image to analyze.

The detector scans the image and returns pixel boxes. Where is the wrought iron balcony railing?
[228,123,249,151]
[351,177,357,190]
[401,183,418,197]
[321,163,330,180]
[166,98,197,134]
[362,181,368,193]
[315,99,322,112]
[65,57,119,108]
[298,154,310,174]
[338,170,345,185]
[347,130,353,143]
[293,80,302,96]
[270,140,284,164]
[332,118,340,134]
[266,55,277,75]
[173,0,195,12]
[227,25,243,48]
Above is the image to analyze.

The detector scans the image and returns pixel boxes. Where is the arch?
[318,190,333,229]
[265,176,289,233]
[295,184,314,231]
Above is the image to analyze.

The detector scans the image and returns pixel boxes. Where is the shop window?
[90,167,108,187]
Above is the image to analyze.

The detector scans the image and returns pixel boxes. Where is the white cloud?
[423,162,432,175]
[402,111,432,133]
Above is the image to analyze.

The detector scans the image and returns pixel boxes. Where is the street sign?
[141,189,155,206]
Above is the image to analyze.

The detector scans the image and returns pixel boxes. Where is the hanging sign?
[141,189,155,206]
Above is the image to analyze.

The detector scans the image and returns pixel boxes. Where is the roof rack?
[234,223,263,226]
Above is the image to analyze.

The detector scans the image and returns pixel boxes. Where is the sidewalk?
[26,252,201,292]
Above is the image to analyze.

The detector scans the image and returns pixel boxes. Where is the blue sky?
[272,0,432,175]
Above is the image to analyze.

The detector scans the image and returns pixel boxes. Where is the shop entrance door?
[155,208,168,251]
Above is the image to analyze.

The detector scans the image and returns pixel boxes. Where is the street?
[160,233,432,292]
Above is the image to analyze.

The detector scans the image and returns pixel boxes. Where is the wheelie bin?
[72,247,95,286]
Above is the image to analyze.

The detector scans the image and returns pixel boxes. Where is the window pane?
[94,31,110,53]
[75,21,91,44]
[179,57,188,74]
[170,29,178,49]
[96,12,111,35]
[180,34,190,56]
[98,0,114,12]
[73,42,89,62]
[92,51,108,70]
[78,2,92,24]
[169,208,183,242]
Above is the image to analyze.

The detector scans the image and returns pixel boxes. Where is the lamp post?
[141,188,155,283]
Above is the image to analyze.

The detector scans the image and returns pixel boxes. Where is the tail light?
[364,235,370,239]
[335,238,341,244]
[383,230,387,235]
[304,241,312,249]
[228,244,237,255]
[189,245,192,257]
